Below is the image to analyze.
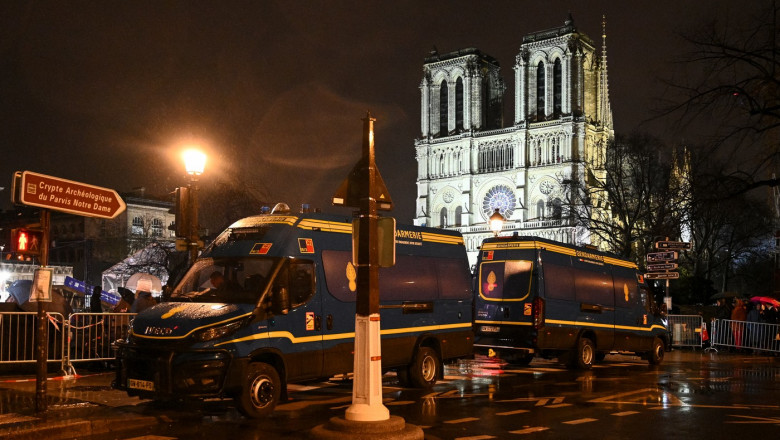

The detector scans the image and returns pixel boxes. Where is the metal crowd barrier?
[66,312,135,366]
[0,312,67,366]
[0,311,135,375]
[708,318,780,354]
[666,314,705,349]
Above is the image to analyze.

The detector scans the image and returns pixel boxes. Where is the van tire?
[235,362,281,418]
[407,347,439,388]
[647,337,665,365]
[572,337,595,370]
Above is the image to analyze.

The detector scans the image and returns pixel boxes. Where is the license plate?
[128,378,155,391]
[480,325,500,333]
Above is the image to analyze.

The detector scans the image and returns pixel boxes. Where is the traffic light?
[12,228,43,256]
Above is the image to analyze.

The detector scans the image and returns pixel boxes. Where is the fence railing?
[708,318,780,354]
[667,314,705,349]
[0,311,135,375]
[0,312,67,364]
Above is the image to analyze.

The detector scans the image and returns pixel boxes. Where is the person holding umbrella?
[130,278,157,313]
[90,285,103,313]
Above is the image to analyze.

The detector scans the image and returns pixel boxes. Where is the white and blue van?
[474,236,669,369]
[114,209,473,417]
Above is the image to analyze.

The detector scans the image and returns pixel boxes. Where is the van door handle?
[315,314,322,331]
[581,303,602,313]
[326,314,333,330]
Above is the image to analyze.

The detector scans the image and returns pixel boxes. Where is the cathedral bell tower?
[414,15,613,268]
[419,47,505,139]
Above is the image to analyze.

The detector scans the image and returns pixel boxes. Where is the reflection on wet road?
[91,351,780,439]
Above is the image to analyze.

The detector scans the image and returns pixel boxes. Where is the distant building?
[1,191,176,286]
[414,15,614,266]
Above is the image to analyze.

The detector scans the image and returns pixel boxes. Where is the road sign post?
[646,239,692,312]
[11,171,125,413]
[314,114,421,439]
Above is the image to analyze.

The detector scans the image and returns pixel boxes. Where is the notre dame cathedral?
[413,15,613,267]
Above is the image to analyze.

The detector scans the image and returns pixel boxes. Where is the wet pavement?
[0,350,778,439]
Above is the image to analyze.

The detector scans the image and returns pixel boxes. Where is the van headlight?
[193,321,244,342]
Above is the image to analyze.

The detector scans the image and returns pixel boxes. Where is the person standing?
[130,279,158,314]
[745,302,761,350]
[90,285,102,313]
[731,298,747,350]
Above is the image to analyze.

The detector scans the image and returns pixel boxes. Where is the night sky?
[0,1,741,227]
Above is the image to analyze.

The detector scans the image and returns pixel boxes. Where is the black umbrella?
[6,280,73,316]
[709,291,743,300]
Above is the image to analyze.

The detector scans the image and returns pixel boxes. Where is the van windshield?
[171,257,280,304]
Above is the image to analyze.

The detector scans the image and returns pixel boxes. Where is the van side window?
[544,262,574,300]
[322,250,457,302]
[381,256,437,301]
[640,286,652,313]
[288,260,315,308]
[574,268,614,305]
[436,259,472,299]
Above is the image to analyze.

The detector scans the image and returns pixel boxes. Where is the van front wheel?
[647,338,665,365]
[407,347,440,388]
[573,337,595,370]
[235,362,281,418]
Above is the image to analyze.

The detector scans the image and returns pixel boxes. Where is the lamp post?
[183,149,206,265]
[489,208,505,237]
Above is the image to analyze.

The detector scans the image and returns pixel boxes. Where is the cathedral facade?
[413,16,614,267]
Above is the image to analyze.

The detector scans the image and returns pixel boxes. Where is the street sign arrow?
[647,263,678,271]
[646,251,678,262]
[332,157,393,211]
[655,241,692,250]
[644,272,680,280]
[16,171,126,219]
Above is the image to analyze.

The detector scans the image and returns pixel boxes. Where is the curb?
[0,414,159,440]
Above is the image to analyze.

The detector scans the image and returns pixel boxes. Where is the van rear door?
[475,256,536,336]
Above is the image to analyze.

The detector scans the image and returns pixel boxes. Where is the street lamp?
[182,149,206,264]
[489,208,505,237]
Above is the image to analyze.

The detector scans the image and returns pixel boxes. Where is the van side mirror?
[659,302,668,316]
[272,286,290,315]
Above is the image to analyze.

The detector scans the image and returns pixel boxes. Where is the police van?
[114,206,473,417]
[474,236,669,369]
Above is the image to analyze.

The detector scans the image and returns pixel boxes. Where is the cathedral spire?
[600,15,614,131]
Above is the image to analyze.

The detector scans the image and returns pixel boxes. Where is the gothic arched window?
[454,206,462,227]
[455,77,464,130]
[440,207,448,228]
[553,58,562,116]
[439,81,448,135]
[536,61,545,120]
[536,199,546,219]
